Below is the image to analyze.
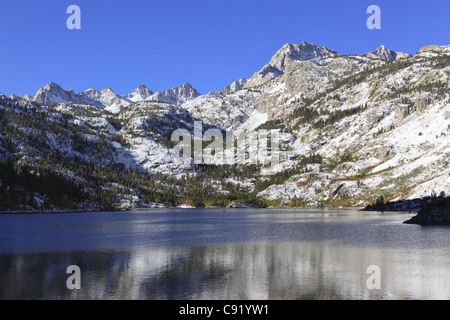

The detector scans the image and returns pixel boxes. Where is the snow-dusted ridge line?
[28,81,200,114]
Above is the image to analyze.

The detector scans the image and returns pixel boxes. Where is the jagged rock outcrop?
[146,83,200,105]
[413,96,431,113]
[220,78,248,95]
[395,104,411,120]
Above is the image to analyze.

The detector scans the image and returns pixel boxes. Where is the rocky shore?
[361,196,450,225]
[403,197,450,225]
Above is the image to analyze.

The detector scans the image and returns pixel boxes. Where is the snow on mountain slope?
[119,100,199,139]
[183,50,386,130]
[182,87,261,130]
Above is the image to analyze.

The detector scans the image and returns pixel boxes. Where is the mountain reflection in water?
[0,209,449,300]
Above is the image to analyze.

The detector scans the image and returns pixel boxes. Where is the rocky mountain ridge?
[23,81,200,114]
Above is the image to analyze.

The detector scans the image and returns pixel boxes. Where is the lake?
[0,208,449,300]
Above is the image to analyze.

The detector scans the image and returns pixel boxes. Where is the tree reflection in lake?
[1,240,449,300]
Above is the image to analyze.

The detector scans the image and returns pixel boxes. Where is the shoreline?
[3,197,447,216]
[0,205,381,215]
[361,196,450,225]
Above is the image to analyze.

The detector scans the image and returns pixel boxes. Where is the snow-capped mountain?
[1,41,449,211]
[29,82,200,113]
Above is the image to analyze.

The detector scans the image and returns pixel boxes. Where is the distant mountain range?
[20,81,200,114]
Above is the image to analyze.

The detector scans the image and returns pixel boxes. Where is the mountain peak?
[375,44,391,54]
[33,82,72,105]
[272,42,338,68]
[136,83,148,90]
[131,84,153,100]
[244,42,339,88]
[101,87,115,93]
[43,82,63,90]
[179,82,194,89]
[363,45,402,61]
[145,83,200,105]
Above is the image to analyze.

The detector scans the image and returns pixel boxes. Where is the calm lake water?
[0,208,449,300]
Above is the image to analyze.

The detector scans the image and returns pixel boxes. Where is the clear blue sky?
[0,0,448,97]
